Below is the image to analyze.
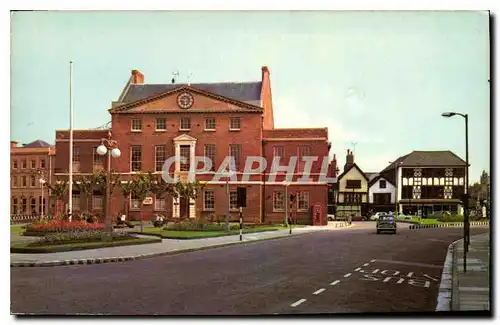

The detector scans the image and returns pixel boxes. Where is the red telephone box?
[311,203,325,226]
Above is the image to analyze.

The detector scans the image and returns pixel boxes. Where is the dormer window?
[131,119,142,132]
[379,180,387,189]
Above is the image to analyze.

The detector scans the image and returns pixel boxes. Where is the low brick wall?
[409,221,489,230]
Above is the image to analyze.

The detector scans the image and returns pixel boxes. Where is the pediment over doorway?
[174,134,197,143]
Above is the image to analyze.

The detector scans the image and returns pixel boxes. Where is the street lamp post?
[39,177,46,219]
[283,181,290,226]
[96,133,121,241]
[442,111,469,273]
[225,170,236,232]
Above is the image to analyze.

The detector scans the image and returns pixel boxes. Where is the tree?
[45,180,68,219]
[73,175,93,217]
[149,174,175,215]
[130,171,156,232]
[173,180,205,220]
[121,180,135,219]
[92,169,121,223]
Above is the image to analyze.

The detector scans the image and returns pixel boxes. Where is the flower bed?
[29,230,133,247]
[165,221,242,232]
[24,221,104,236]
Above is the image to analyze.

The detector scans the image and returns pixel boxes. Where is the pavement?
[10,221,353,266]
[452,232,490,311]
[11,223,489,315]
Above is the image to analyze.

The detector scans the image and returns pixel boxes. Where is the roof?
[365,172,379,182]
[337,163,369,182]
[382,151,466,171]
[22,140,51,148]
[121,82,262,104]
[368,175,395,188]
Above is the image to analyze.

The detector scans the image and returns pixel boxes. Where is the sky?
[10,11,490,183]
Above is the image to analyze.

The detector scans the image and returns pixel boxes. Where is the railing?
[10,214,42,225]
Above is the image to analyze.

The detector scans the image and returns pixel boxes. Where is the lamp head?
[111,148,121,158]
[96,145,107,156]
[39,178,45,184]
[441,112,456,117]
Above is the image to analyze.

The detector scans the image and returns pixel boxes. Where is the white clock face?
[177,92,194,109]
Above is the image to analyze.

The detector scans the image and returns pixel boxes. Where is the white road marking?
[371,259,376,262]
[407,272,414,278]
[330,280,340,286]
[354,267,362,271]
[397,278,405,284]
[423,274,439,282]
[313,288,326,295]
[363,263,370,266]
[370,259,442,269]
[372,269,380,274]
[344,273,352,278]
[290,299,307,307]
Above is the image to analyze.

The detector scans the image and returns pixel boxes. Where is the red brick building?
[10,140,55,216]
[55,67,333,224]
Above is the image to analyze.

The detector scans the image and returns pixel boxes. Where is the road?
[11,222,488,315]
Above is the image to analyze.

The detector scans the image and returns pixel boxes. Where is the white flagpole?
[68,61,73,222]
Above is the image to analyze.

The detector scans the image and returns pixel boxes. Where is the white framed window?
[205,118,216,131]
[12,176,18,188]
[297,191,309,211]
[92,195,103,211]
[93,147,105,172]
[131,146,142,171]
[31,159,36,169]
[40,159,46,169]
[155,145,166,172]
[72,194,80,211]
[72,147,81,172]
[273,191,285,212]
[180,117,191,130]
[230,117,241,130]
[21,159,27,169]
[30,197,36,214]
[204,190,215,211]
[156,118,167,131]
[13,159,18,169]
[131,193,141,210]
[21,176,27,187]
[131,119,142,131]
[204,144,216,171]
[229,144,241,170]
[155,197,166,211]
[273,146,284,158]
[230,190,238,210]
[30,175,36,187]
[21,197,27,213]
[12,197,18,215]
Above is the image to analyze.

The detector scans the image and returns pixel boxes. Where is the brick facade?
[54,67,332,225]
[10,141,55,216]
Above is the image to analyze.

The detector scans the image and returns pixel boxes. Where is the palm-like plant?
[73,175,93,217]
[45,180,68,218]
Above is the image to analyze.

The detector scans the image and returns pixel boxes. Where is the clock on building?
[177,92,194,109]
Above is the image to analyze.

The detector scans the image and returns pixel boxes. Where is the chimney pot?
[11,141,18,148]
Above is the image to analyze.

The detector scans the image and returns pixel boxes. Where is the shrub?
[26,220,105,233]
[164,221,240,231]
[439,213,464,223]
[32,229,132,246]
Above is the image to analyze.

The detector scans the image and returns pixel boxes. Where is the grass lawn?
[10,225,26,236]
[139,225,285,239]
[11,236,161,254]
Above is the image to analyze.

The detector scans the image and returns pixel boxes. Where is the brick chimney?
[131,69,144,84]
[343,149,355,172]
[11,141,18,148]
[260,66,274,129]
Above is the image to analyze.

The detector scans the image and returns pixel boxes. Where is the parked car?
[370,212,387,221]
[327,214,336,221]
[376,215,397,234]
